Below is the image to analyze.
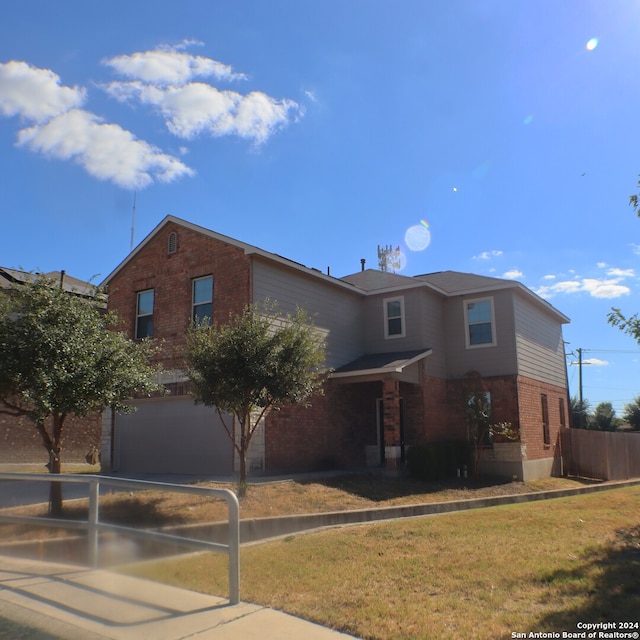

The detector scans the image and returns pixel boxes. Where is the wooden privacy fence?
[560,427,640,481]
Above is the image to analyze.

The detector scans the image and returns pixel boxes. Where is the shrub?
[406,441,472,481]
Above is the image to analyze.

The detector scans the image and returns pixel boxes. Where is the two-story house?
[102,216,570,481]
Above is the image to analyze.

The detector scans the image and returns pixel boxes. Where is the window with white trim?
[384,296,405,339]
[192,276,213,324]
[464,297,496,348]
[136,289,154,339]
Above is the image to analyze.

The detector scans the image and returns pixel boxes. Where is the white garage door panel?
[115,398,233,475]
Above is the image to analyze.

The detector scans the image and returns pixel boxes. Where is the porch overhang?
[328,348,432,384]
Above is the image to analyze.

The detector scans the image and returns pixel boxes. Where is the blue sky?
[1,0,640,415]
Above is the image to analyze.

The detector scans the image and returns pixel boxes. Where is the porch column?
[382,378,402,469]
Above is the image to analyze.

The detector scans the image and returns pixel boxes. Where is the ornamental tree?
[186,302,327,496]
[0,275,163,514]
[608,177,640,341]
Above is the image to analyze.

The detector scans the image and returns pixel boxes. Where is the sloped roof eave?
[101,215,366,295]
[329,348,432,379]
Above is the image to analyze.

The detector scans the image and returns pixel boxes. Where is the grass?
[0,617,60,640]
[3,471,639,638]
[120,483,640,640]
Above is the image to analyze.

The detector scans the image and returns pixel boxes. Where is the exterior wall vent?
[168,231,178,255]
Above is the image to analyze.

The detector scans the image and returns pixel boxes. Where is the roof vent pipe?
[360,258,366,271]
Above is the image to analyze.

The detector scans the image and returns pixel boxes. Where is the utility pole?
[577,348,583,406]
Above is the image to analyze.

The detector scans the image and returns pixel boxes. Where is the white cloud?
[542,274,556,280]
[0,61,86,122]
[473,250,503,260]
[102,42,302,145]
[103,42,246,85]
[502,268,523,280]
[17,109,194,189]
[606,267,635,278]
[105,80,301,144]
[581,278,631,298]
[583,358,609,366]
[630,243,640,255]
[535,277,631,300]
[596,261,607,269]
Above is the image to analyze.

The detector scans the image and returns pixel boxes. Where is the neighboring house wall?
[0,412,101,465]
[0,267,102,466]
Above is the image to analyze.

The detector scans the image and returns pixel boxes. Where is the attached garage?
[113,397,233,475]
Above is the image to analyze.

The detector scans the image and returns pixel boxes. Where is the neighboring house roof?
[0,267,97,298]
[330,349,432,379]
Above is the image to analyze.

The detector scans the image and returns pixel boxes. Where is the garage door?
[114,397,233,475]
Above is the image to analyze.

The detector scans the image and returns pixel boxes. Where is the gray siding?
[251,258,365,369]
[444,290,519,378]
[513,293,567,386]
[361,289,435,350]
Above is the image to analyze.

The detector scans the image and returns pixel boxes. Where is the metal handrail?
[0,473,240,604]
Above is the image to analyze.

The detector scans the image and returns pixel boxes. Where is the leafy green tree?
[608,178,640,340]
[186,302,327,496]
[462,370,518,476]
[0,275,163,514]
[622,396,640,431]
[570,396,592,429]
[592,401,622,431]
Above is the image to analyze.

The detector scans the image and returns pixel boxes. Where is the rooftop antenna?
[130,191,137,252]
[377,244,401,273]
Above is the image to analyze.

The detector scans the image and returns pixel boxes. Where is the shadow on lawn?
[534,524,640,628]
[302,472,515,502]
[62,496,188,528]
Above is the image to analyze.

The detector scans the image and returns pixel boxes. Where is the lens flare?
[586,37,598,51]
[405,223,431,252]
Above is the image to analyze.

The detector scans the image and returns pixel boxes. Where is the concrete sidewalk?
[0,556,359,640]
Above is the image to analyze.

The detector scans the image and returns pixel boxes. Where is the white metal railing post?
[0,473,241,605]
[88,478,100,568]
[226,491,240,604]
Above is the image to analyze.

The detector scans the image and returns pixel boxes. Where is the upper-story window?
[136,289,154,339]
[384,296,405,339]
[465,297,496,348]
[192,276,213,324]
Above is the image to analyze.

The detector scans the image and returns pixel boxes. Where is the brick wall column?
[382,378,402,469]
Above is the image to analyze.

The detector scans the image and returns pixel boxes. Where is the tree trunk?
[48,413,64,516]
[238,443,248,498]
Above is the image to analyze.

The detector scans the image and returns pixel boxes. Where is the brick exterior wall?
[265,379,375,472]
[516,375,567,461]
[106,221,252,370]
[1,412,101,465]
